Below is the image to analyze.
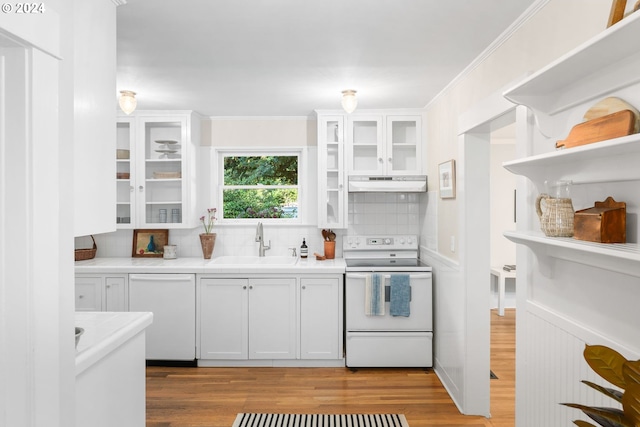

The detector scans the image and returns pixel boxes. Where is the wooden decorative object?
[555,109,636,149]
[583,97,640,133]
[608,0,627,27]
[574,197,626,243]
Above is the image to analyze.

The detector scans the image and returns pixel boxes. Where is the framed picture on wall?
[132,229,169,257]
[438,159,456,199]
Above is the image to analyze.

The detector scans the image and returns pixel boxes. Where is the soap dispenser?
[300,238,308,259]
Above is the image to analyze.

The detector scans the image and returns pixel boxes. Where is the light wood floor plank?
[146,309,515,427]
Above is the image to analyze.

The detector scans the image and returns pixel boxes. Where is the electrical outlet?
[450,236,455,253]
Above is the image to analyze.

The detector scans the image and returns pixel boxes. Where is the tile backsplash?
[77,192,425,259]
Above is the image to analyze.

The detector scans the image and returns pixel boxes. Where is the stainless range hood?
[348,175,427,193]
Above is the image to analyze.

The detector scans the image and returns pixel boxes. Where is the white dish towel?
[365,273,385,316]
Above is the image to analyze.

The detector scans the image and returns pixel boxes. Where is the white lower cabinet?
[300,277,342,360]
[75,274,128,312]
[198,274,343,365]
[199,277,297,360]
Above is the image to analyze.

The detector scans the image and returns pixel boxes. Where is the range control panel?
[343,235,418,251]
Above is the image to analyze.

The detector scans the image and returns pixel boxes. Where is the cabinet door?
[199,278,248,360]
[248,278,297,359]
[135,115,189,228]
[300,277,342,359]
[347,116,384,175]
[116,118,136,229]
[75,276,102,311]
[317,115,347,229]
[104,276,128,311]
[386,115,422,175]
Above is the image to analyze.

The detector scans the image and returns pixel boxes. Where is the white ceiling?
[116,0,537,117]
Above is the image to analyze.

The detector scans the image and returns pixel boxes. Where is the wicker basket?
[75,235,97,261]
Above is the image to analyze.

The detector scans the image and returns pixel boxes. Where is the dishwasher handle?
[346,273,431,280]
[129,274,194,282]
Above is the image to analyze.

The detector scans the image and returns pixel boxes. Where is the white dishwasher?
[129,274,196,361]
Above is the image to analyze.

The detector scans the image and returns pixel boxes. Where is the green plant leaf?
[561,403,632,427]
[623,361,640,387]
[573,420,598,427]
[584,345,628,390]
[622,382,640,426]
[582,380,624,403]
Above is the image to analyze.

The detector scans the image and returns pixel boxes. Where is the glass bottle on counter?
[300,238,308,259]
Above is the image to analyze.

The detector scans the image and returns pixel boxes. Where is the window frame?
[214,148,306,225]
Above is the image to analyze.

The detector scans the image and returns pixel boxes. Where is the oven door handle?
[346,273,431,280]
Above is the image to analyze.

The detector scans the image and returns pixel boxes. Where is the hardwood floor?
[146,309,515,427]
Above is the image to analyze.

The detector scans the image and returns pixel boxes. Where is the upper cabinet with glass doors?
[116,111,202,229]
[317,115,347,229]
[346,112,423,176]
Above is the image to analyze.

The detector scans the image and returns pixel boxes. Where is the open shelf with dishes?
[502,12,640,277]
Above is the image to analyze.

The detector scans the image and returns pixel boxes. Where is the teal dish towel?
[390,274,410,317]
[365,273,385,316]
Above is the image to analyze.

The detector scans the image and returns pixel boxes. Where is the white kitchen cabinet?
[116,111,202,229]
[75,274,128,312]
[129,274,196,360]
[199,278,248,359]
[73,0,118,237]
[347,113,422,176]
[300,277,343,359]
[502,12,640,278]
[316,115,348,229]
[385,115,422,175]
[198,277,297,360]
[347,115,384,175]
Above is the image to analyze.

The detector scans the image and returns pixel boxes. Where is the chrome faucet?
[255,222,271,257]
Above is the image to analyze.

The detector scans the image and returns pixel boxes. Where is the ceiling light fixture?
[119,90,137,115]
[341,89,357,114]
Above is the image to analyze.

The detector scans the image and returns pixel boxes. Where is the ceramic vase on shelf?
[199,233,216,259]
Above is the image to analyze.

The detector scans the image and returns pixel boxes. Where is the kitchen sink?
[211,256,298,266]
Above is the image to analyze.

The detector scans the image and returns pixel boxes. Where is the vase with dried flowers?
[199,208,217,259]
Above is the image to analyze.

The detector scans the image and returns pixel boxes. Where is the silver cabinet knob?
[138,185,144,191]
[302,285,306,290]
[243,286,247,290]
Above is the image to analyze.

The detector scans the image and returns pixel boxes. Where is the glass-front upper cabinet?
[347,114,422,176]
[386,115,422,176]
[116,117,135,227]
[116,111,201,229]
[317,114,347,229]
[346,115,383,175]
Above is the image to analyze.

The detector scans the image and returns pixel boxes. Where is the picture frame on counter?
[438,159,456,199]
[132,229,169,257]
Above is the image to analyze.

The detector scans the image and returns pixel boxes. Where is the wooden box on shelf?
[573,197,626,243]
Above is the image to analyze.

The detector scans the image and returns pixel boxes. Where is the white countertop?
[75,256,346,274]
[75,311,153,375]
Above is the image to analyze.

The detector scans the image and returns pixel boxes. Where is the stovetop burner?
[343,235,431,272]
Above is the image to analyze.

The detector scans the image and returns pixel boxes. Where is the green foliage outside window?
[222,155,299,219]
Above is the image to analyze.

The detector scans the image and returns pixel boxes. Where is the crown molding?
[425,0,550,109]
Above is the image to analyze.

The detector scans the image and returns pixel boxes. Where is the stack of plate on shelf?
[154,140,180,158]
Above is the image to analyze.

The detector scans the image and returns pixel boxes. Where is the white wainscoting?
[522,301,638,426]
